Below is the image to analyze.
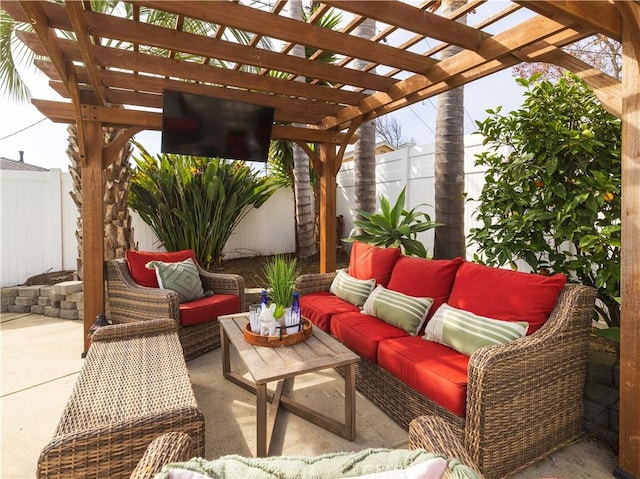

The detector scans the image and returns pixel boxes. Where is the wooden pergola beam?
[322,0,482,51]
[66,1,107,106]
[31,100,356,145]
[517,0,621,41]
[616,2,640,476]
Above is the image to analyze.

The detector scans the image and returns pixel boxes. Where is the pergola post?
[618,4,640,477]
[81,120,105,354]
[318,143,338,273]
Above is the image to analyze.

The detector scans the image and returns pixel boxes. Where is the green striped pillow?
[424,303,528,356]
[362,285,433,335]
[145,258,205,303]
[330,269,375,307]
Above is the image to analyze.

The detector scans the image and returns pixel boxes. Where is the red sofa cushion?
[348,241,401,288]
[448,262,567,335]
[179,294,241,327]
[330,311,408,363]
[126,249,196,288]
[300,291,360,332]
[387,256,464,327]
[378,336,469,417]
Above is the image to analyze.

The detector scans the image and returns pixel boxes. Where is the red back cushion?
[126,249,196,288]
[387,256,464,324]
[348,241,401,288]
[448,262,567,335]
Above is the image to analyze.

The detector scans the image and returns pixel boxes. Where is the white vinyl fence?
[337,135,490,259]
[1,136,491,287]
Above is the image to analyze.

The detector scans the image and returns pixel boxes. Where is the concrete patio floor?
[1,313,618,479]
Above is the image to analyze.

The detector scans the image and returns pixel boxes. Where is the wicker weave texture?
[129,432,193,479]
[37,323,205,479]
[106,258,243,360]
[409,416,483,478]
[297,265,598,479]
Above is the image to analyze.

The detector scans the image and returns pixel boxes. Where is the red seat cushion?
[330,311,408,363]
[448,262,567,335]
[126,249,196,288]
[179,294,241,327]
[378,336,469,417]
[387,256,464,329]
[348,241,401,288]
[300,291,360,332]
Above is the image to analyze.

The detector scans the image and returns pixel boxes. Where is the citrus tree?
[469,74,621,327]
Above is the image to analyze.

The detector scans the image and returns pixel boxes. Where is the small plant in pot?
[261,254,300,319]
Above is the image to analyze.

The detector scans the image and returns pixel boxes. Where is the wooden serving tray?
[243,319,312,347]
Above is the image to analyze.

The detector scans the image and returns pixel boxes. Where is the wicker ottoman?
[37,319,205,479]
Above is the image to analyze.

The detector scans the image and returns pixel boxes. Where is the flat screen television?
[161,90,274,162]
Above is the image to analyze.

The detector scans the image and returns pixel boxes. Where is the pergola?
[3,1,638,475]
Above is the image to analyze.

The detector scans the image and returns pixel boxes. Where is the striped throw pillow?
[146,258,205,303]
[424,303,528,356]
[362,285,433,335]
[330,269,375,307]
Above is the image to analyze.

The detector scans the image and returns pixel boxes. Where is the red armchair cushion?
[348,241,401,288]
[387,256,464,328]
[378,336,469,417]
[300,291,360,332]
[330,311,408,363]
[179,294,241,327]
[126,249,196,288]
[448,262,567,335]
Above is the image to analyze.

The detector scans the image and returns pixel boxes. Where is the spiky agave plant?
[346,186,442,258]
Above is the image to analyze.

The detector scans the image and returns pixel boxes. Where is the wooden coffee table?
[218,313,360,457]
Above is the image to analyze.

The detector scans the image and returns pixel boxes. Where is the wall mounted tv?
[161,90,275,162]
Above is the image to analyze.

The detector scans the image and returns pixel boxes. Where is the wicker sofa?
[127,416,483,479]
[295,242,597,479]
[106,249,245,360]
[37,319,205,479]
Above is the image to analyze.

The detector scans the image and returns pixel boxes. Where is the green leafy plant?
[261,255,300,318]
[469,74,621,327]
[346,186,442,258]
[129,143,278,268]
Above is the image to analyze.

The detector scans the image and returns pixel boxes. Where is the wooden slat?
[79,10,396,93]
[133,0,434,75]
[17,31,365,108]
[39,61,337,124]
[322,0,482,51]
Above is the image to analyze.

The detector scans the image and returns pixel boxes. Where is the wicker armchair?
[106,258,245,360]
[129,417,483,479]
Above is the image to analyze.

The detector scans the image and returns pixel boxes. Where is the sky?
[0,2,531,171]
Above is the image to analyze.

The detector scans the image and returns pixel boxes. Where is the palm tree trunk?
[67,125,134,279]
[434,0,467,259]
[354,18,377,229]
[290,0,317,259]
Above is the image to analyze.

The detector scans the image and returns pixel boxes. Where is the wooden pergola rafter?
[2,1,638,476]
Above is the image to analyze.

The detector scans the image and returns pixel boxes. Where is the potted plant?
[261,255,301,319]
